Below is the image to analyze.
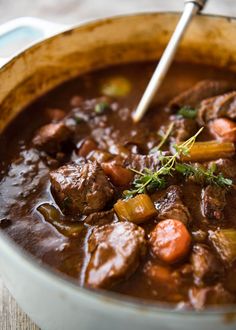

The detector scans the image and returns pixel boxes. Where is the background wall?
[0,0,235,24]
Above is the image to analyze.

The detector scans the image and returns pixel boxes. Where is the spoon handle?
[185,0,208,8]
[132,0,208,122]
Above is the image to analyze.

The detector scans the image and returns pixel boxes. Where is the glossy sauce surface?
[1,62,236,308]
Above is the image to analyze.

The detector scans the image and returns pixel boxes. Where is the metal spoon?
[132,0,208,122]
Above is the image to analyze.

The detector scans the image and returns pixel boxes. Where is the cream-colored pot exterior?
[0,13,236,330]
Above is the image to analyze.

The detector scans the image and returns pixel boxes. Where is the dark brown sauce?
[1,61,236,308]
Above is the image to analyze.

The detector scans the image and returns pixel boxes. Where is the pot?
[0,13,236,330]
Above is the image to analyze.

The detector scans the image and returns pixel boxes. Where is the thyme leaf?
[178,106,197,119]
[94,102,110,115]
[175,163,232,188]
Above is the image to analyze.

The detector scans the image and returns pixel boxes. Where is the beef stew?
[1,62,236,310]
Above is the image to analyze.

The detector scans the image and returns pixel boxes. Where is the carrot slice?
[210,118,236,142]
[150,219,191,264]
[78,139,97,157]
[101,162,133,186]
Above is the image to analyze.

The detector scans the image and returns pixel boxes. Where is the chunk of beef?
[167,80,235,112]
[171,118,198,143]
[155,185,191,225]
[69,96,114,126]
[208,229,236,265]
[72,96,112,116]
[201,185,226,220]
[33,122,71,154]
[45,108,66,122]
[191,229,208,243]
[70,95,83,107]
[84,209,115,226]
[50,161,114,215]
[85,222,146,288]
[90,127,116,150]
[198,91,236,125]
[225,268,236,294]
[208,158,236,179]
[125,153,161,172]
[189,283,235,310]
[0,218,12,228]
[191,244,223,285]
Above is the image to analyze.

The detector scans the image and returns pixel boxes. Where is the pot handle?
[0,17,67,67]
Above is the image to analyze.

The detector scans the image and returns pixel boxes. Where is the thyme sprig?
[175,163,232,188]
[150,122,174,153]
[124,127,233,198]
[123,128,204,198]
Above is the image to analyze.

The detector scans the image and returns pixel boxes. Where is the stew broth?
[1,62,236,309]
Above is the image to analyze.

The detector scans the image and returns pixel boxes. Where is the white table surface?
[1,0,236,329]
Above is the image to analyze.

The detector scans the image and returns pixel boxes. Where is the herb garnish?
[75,116,84,124]
[123,127,233,198]
[123,128,203,198]
[94,102,110,115]
[123,168,167,199]
[150,122,174,153]
[175,163,232,187]
[178,106,197,119]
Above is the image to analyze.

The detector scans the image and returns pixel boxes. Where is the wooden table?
[0,0,235,329]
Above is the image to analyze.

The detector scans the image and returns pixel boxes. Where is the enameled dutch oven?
[0,13,236,330]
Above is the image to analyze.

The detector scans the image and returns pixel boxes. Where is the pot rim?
[1,11,236,317]
[1,10,236,72]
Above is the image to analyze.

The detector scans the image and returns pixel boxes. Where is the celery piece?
[114,194,156,224]
[37,203,83,237]
[181,141,235,162]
